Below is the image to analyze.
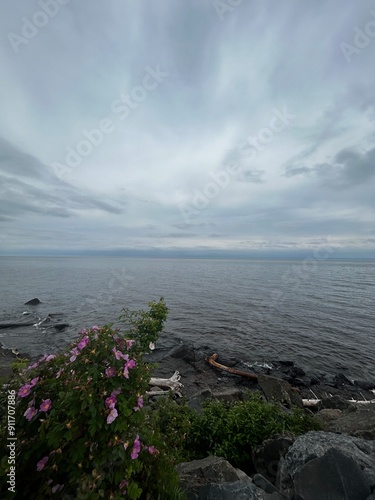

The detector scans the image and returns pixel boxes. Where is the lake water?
[0,257,374,381]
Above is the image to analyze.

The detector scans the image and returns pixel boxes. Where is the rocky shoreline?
[2,340,374,499]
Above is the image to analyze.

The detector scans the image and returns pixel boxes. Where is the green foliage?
[11,357,30,375]
[152,393,321,472]
[0,299,184,499]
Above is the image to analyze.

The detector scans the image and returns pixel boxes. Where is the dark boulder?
[320,395,352,411]
[325,403,375,440]
[257,374,304,409]
[54,323,69,331]
[293,448,372,500]
[170,343,196,364]
[354,379,375,391]
[334,373,354,388]
[24,298,41,305]
[252,434,295,484]
[277,431,375,497]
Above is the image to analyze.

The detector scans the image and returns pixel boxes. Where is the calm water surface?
[0,257,374,381]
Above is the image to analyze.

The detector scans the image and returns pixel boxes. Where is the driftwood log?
[146,370,183,397]
[207,353,258,381]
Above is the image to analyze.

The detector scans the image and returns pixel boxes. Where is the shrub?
[0,299,185,499]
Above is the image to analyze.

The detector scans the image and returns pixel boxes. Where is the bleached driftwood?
[302,398,375,407]
[149,371,183,392]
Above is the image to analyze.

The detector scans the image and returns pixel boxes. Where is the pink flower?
[56,368,63,379]
[18,384,32,398]
[77,336,89,350]
[107,408,118,424]
[37,456,49,471]
[112,347,128,361]
[123,366,129,379]
[40,399,52,412]
[133,395,143,412]
[126,339,135,350]
[105,367,116,378]
[149,342,155,351]
[148,446,157,455]
[24,406,37,421]
[105,395,117,409]
[119,479,128,494]
[69,347,80,363]
[39,354,48,363]
[112,388,121,397]
[131,434,141,460]
[81,328,87,335]
[45,354,56,362]
[92,325,100,331]
[126,359,136,370]
[28,362,38,370]
[29,377,39,387]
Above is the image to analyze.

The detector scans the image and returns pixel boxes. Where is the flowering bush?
[0,299,184,499]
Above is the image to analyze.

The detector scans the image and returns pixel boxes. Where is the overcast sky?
[0,0,374,257]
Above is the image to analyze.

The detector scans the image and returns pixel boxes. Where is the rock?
[325,403,375,440]
[0,322,36,329]
[320,395,352,411]
[315,408,343,427]
[334,373,354,388]
[289,366,306,378]
[252,473,281,494]
[252,434,295,484]
[277,360,294,367]
[212,388,244,403]
[189,388,213,413]
[24,298,41,305]
[170,343,196,364]
[176,456,257,499]
[293,448,372,500]
[257,375,303,409]
[54,323,69,331]
[354,379,375,391]
[277,431,375,497]
[197,481,265,499]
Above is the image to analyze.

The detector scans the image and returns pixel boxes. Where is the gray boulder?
[252,434,294,484]
[325,403,375,440]
[176,456,267,500]
[293,448,372,500]
[277,431,375,497]
[257,375,303,409]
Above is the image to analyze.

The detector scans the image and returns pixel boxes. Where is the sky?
[0,0,374,258]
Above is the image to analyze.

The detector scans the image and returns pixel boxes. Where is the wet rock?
[277,360,294,367]
[170,343,196,364]
[54,323,69,331]
[320,395,352,411]
[315,408,343,427]
[293,448,372,500]
[252,434,294,484]
[24,298,41,305]
[354,379,375,391]
[257,375,303,409]
[334,373,354,388]
[277,431,375,497]
[325,403,375,440]
[289,366,306,378]
[252,473,282,495]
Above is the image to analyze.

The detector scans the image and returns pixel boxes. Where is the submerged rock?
[24,298,41,305]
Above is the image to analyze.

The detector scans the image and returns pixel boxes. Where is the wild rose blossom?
[105,395,117,409]
[91,325,99,331]
[119,480,128,495]
[24,406,37,421]
[131,434,141,460]
[112,388,121,397]
[18,384,32,398]
[133,395,143,412]
[148,446,158,455]
[45,354,56,362]
[105,367,116,377]
[112,347,128,361]
[69,347,80,363]
[126,339,135,350]
[149,342,155,351]
[56,368,64,379]
[81,328,87,335]
[37,456,48,471]
[38,354,48,363]
[40,399,52,412]
[77,335,89,350]
[29,377,39,387]
[107,408,118,424]
[51,484,64,493]
[28,362,38,370]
